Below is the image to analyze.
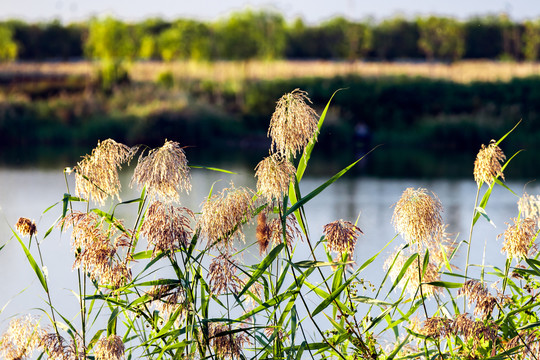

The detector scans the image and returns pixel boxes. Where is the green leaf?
[424,281,463,288]
[107,307,120,336]
[495,120,521,146]
[14,230,48,292]
[387,253,418,297]
[311,276,355,317]
[475,206,496,227]
[189,165,237,174]
[238,243,284,298]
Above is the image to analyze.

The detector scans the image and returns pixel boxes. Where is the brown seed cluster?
[473,141,506,186]
[268,89,319,159]
[506,331,540,360]
[0,316,44,360]
[140,201,194,257]
[75,139,134,205]
[323,219,363,256]
[255,154,296,202]
[131,140,191,202]
[420,314,498,352]
[15,217,37,237]
[208,253,242,296]
[61,212,131,288]
[208,323,248,360]
[94,335,125,360]
[500,217,537,259]
[40,333,82,360]
[198,183,254,249]
[149,285,187,325]
[392,188,443,247]
[458,280,497,319]
[256,212,302,254]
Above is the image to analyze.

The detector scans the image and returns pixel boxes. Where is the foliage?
[0,24,17,62]
[2,87,540,360]
[417,16,465,61]
[523,19,540,61]
[157,19,211,61]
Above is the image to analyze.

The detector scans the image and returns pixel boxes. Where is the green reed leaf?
[495,119,521,146]
[424,281,463,288]
[189,165,237,174]
[311,275,355,317]
[238,243,284,298]
[387,253,418,297]
[107,307,120,336]
[13,230,48,292]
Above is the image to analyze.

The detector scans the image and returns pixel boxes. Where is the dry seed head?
[149,285,187,325]
[0,316,44,360]
[518,193,540,229]
[268,89,319,159]
[392,188,443,247]
[256,212,270,255]
[255,154,296,202]
[458,280,497,319]
[94,335,124,360]
[267,215,302,251]
[507,331,540,360]
[451,313,498,351]
[198,183,254,249]
[61,212,132,288]
[473,141,506,186]
[75,139,134,205]
[131,140,191,202]
[140,201,194,257]
[323,219,363,256]
[40,333,81,360]
[208,323,248,360]
[500,217,537,259]
[420,317,453,339]
[208,253,242,296]
[15,217,37,237]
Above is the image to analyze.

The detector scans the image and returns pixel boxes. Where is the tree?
[523,19,540,61]
[319,17,373,60]
[157,20,211,61]
[417,16,465,61]
[0,24,17,61]
[214,10,286,60]
[372,17,420,60]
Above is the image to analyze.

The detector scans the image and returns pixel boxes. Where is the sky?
[2,0,540,24]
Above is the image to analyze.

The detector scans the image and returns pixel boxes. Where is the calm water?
[0,164,537,351]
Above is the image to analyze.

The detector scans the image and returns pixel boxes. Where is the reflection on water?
[0,164,538,346]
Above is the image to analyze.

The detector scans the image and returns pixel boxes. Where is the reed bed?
[2,60,540,83]
[1,88,539,360]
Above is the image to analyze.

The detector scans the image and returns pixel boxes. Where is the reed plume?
[392,188,443,247]
[0,316,44,360]
[518,193,540,229]
[500,217,537,259]
[207,253,242,296]
[458,279,497,319]
[15,217,37,237]
[208,323,248,360]
[473,141,506,186]
[75,139,134,205]
[323,219,363,257]
[131,140,191,202]
[40,333,81,360]
[268,89,319,159]
[255,153,296,202]
[256,212,270,255]
[267,215,302,251]
[140,200,194,257]
[94,335,125,360]
[198,183,254,249]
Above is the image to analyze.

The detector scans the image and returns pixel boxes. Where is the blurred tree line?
[1,10,540,63]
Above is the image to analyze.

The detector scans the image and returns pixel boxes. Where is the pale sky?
[2,0,540,24]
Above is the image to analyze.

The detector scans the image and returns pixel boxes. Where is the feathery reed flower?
[392,188,443,247]
[75,139,134,205]
[140,201,194,257]
[419,317,453,339]
[0,316,44,360]
[94,335,125,360]
[458,280,497,319]
[323,219,363,256]
[207,253,242,296]
[506,331,540,360]
[131,140,191,202]
[500,217,537,259]
[384,249,441,298]
[15,217,37,237]
[473,141,506,186]
[61,212,131,288]
[40,333,81,360]
[518,193,540,229]
[452,313,498,352]
[198,183,254,249]
[268,89,319,159]
[208,323,248,360]
[255,154,296,202]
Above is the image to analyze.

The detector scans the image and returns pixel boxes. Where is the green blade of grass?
[238,243,284,298]
[13,230,48,292]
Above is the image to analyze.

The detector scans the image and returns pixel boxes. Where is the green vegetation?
[2,90,540,359]
[2,12,540,62]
